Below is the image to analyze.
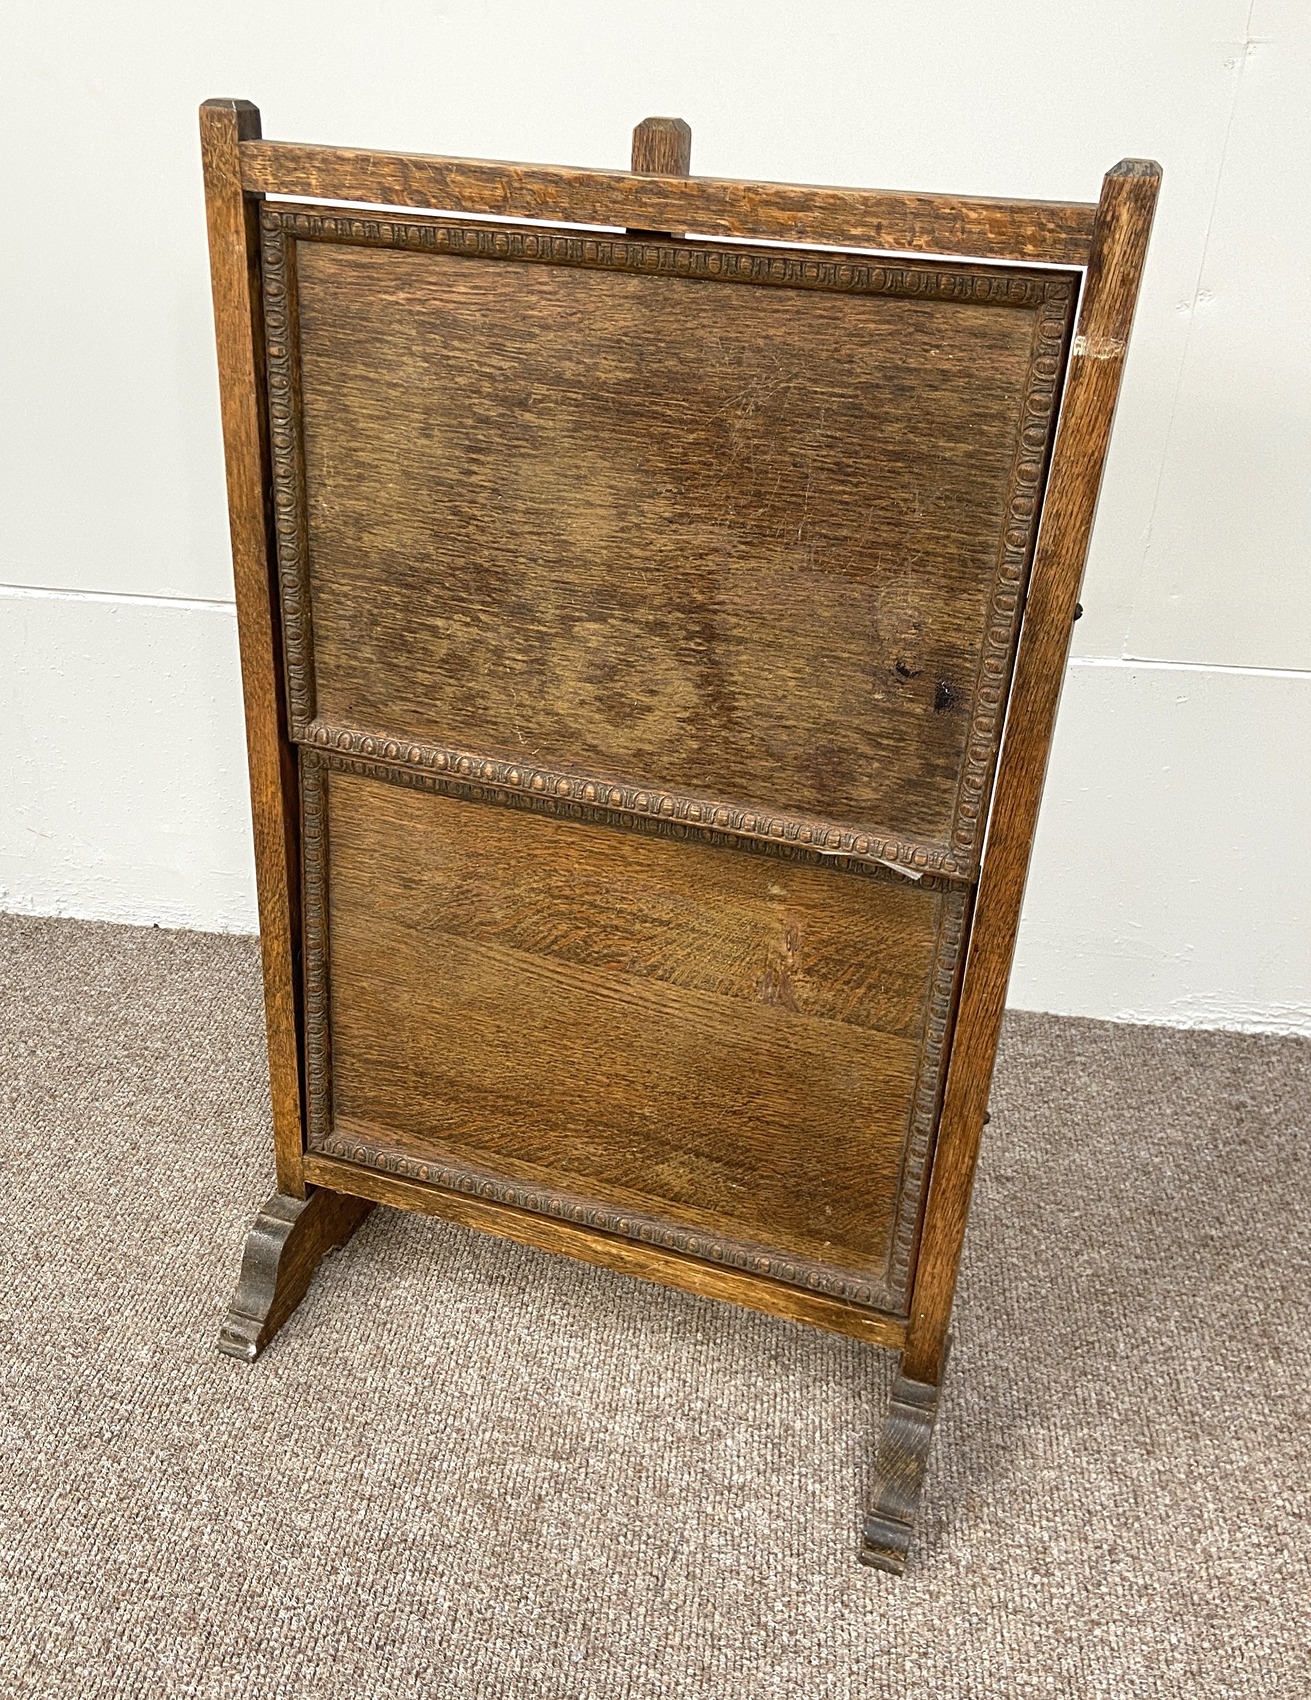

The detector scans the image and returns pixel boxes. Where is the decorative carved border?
[260,220,315,735]
[300,752,332,1149]
[260,202,1076,874]
[885,888,971,1301]
[948,289,1074,862]
[317,1123,898,1312]
[265,202,1067,309]
[306,719,967,885]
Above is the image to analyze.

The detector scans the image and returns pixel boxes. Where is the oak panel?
[281,220,1074,871]
[315,770,959,1298]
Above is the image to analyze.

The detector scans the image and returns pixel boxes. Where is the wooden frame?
[201,100,1159,1572]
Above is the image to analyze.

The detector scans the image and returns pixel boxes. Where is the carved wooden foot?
[218,1188,375,1362]
[859,1344,950,1574]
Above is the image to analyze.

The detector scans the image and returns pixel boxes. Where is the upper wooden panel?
[265,207,1076,880]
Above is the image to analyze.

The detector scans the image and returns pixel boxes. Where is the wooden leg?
[218,1188,375,1362]
[859,1340,950,1574]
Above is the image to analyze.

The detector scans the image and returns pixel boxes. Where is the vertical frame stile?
[628,116,691,241]
[200,99,307,1196]
[902,160,1162,1385]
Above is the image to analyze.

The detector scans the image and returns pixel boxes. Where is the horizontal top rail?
[239,140,1098,266]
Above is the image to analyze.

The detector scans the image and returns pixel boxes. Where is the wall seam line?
[1119,0,1257,657]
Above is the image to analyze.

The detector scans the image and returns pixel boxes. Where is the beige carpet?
[0,912,1307,1698]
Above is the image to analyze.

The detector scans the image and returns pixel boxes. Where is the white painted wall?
[1,2,1307,1032]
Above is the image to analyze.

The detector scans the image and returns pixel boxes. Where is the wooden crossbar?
[239,138,1098,266]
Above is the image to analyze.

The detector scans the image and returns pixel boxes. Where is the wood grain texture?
[302,1152,909,1350]
[240,139,1097,265]
[630,116,691,178]
[628,115,691,238]
[217,1187,374,1361]
[265,206,1075,879]
[299,749,968,1306]
[902,161,1162,1385]
[199,100,306,1196]
[307,763,969,1308]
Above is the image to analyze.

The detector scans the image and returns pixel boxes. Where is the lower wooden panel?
[303,1152,908,1350]
[305,761,967,1310]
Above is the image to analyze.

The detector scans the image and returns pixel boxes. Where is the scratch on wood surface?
[876,857,924,882]
[1072,332,1126,361]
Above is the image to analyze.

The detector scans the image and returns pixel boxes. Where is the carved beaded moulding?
[308,720,971,884]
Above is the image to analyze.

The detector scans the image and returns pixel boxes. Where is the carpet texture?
[0,912,1307,1698]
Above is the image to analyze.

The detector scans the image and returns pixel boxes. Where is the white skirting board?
[1010,657,1310,1036]
[0,588,256,934]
